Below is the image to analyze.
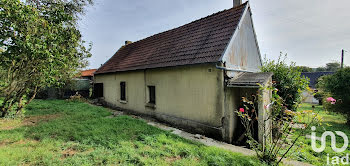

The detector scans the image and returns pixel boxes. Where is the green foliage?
[296,66,313,72]
[317,67,350,123]
[0,99,265,165]
[0,0,92,117]
[261,54,309,111]
[325,62,341,71]
[313,92,323,105]
[316,62,341,72]
[315,67,327,72]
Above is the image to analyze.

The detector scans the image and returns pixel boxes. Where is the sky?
[79,0,350,69]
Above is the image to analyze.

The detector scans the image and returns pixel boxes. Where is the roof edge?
[94,62,218,75]
[218,2,249,62]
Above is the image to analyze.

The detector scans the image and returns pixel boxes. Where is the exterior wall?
[221,7,262,78]
[223,77,272,144]
[94,64,225,138]
[258,77,273,144]
[223,87,240,143]
[95,71,146,113]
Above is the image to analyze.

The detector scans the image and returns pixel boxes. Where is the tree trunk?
[1,88,27,118]
[15,88,38,115]
[0,97,10,118]
[1,99,15,118]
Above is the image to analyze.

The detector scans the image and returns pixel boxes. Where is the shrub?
[313,92,323,105]
[317,67,350,124]
[261,54,309,111]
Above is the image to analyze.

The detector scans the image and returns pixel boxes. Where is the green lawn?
[0,100,263,165]
[289,103,350,165]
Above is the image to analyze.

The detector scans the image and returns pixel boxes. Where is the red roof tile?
[81,69,97,77]
[95,3,248,74]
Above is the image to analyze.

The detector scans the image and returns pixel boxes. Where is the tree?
[315,62,341,72]
[0,0,92,117]
[325,62,340,71]
[317,68,350,124]
[261,54,309,111]
[315,67,326,72]
[296,66,313,72]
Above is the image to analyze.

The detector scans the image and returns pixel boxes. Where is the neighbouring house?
[301,72,334,104]
[80,69,97,81]
[36,70,96,99]
[61,69,97,98]
[94,1,272,144]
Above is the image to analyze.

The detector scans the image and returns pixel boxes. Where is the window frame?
[148,86,156,104]
[120,81,126,102]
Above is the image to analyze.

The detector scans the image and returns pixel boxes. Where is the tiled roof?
[301,72,335,88]
[95,2,248,74]
[227,72,273,87]
[81,69,97,77]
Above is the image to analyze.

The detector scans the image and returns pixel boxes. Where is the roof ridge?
[123,2,248,48]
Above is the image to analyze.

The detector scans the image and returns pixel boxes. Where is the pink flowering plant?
[236,85,322,165]
[316,68,350,124]
[326,97,336,105]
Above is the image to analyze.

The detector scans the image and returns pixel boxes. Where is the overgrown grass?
[288,103,350,165]
[0,100,263,165]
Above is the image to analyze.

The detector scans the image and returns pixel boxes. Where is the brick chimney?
[233,0,242,7]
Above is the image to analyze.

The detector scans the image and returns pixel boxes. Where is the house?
[80,69,97,81]
[301,72,334,104]
[36,69,96,99]
[94,1,271,144]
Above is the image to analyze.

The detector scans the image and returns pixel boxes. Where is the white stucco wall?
[221,6,262,78]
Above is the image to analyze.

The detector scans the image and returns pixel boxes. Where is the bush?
[261,54,309,111]
[313,92,323,105]
[317,68,350,124]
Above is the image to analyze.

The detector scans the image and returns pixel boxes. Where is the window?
[120,82,126,101]
[148,86,156,104]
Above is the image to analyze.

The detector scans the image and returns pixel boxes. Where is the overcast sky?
[79,0,350,69]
